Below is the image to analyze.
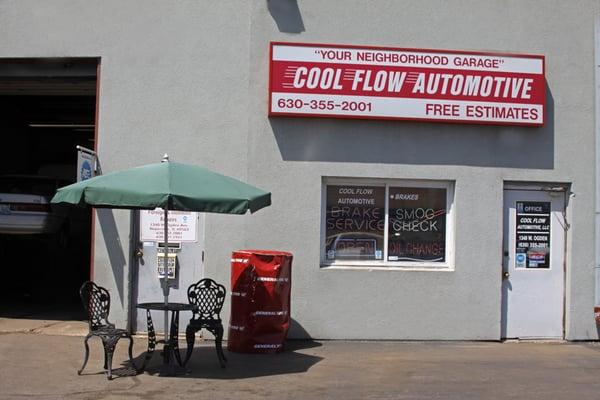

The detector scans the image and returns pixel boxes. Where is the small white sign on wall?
[76,146,96,182]
[140,208,198,243]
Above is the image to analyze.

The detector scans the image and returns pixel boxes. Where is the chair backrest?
[79,281,111,331]
[187,278,226,321]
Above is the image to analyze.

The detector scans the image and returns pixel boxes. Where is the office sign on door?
[269,42,545,126]
[515,201,550,268]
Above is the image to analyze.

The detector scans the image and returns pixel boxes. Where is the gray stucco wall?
[0,0,252,329]
[245,0,599,340]
[0,0,598,340]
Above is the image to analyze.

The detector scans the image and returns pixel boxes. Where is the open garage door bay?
[0,59,97,330]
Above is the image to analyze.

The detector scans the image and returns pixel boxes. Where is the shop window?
[322,179,454,269]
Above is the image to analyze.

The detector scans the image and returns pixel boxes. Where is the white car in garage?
[0,175,70,236]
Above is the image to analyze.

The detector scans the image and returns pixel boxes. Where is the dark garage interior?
[0,59,97,321]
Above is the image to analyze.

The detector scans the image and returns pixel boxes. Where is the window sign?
[388,187,446,262]
[322,180,453,268]
[325,185,385,261]
[515,201,550,268]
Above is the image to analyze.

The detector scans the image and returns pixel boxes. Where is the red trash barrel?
[228,250,293,353]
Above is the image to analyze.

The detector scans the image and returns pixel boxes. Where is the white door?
[501,188,566,339]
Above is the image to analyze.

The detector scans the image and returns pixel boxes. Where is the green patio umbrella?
[51,155,271,344]
[52,156,270,213]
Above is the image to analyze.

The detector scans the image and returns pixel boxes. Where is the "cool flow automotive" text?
[291,67,534,100]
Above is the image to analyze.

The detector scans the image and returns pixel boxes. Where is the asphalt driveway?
[1,330,600,400]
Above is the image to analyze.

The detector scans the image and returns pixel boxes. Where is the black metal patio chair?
[184,278,227,367]
[78,281,137,380]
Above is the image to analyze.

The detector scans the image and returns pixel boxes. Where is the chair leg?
[78,335,92,375]
[221,335,228,363]
[183,325,196,366]
[103,348,108,371]
[106,350,114,380]
[215,325,227,368]
[139,309,156,372]
[127,336,137,371]
[103,337,119,380]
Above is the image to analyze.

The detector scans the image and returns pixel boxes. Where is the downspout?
[594,17,600,323]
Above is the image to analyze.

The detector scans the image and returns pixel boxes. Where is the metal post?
[595,17,600,317]
[163,206,169,344]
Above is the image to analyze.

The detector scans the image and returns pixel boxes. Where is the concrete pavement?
[1,329,600,400]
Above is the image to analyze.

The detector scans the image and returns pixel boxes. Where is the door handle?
[134,248,144,258]
[503,271,510,279]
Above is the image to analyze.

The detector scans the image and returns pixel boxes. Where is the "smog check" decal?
[269,42,545,126]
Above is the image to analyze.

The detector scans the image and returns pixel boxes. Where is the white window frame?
[321,178,455,271]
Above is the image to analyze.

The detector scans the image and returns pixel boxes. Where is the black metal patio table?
[136,302,197,376]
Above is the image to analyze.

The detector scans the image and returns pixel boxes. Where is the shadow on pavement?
[133,340,323,379]
[284,339,323,351]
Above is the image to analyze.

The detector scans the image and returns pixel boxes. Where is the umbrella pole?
[163,206,169,345]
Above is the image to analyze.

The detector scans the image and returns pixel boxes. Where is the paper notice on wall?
[140,208,198,243]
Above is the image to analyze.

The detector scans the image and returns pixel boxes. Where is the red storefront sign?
[269,42,545,126]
